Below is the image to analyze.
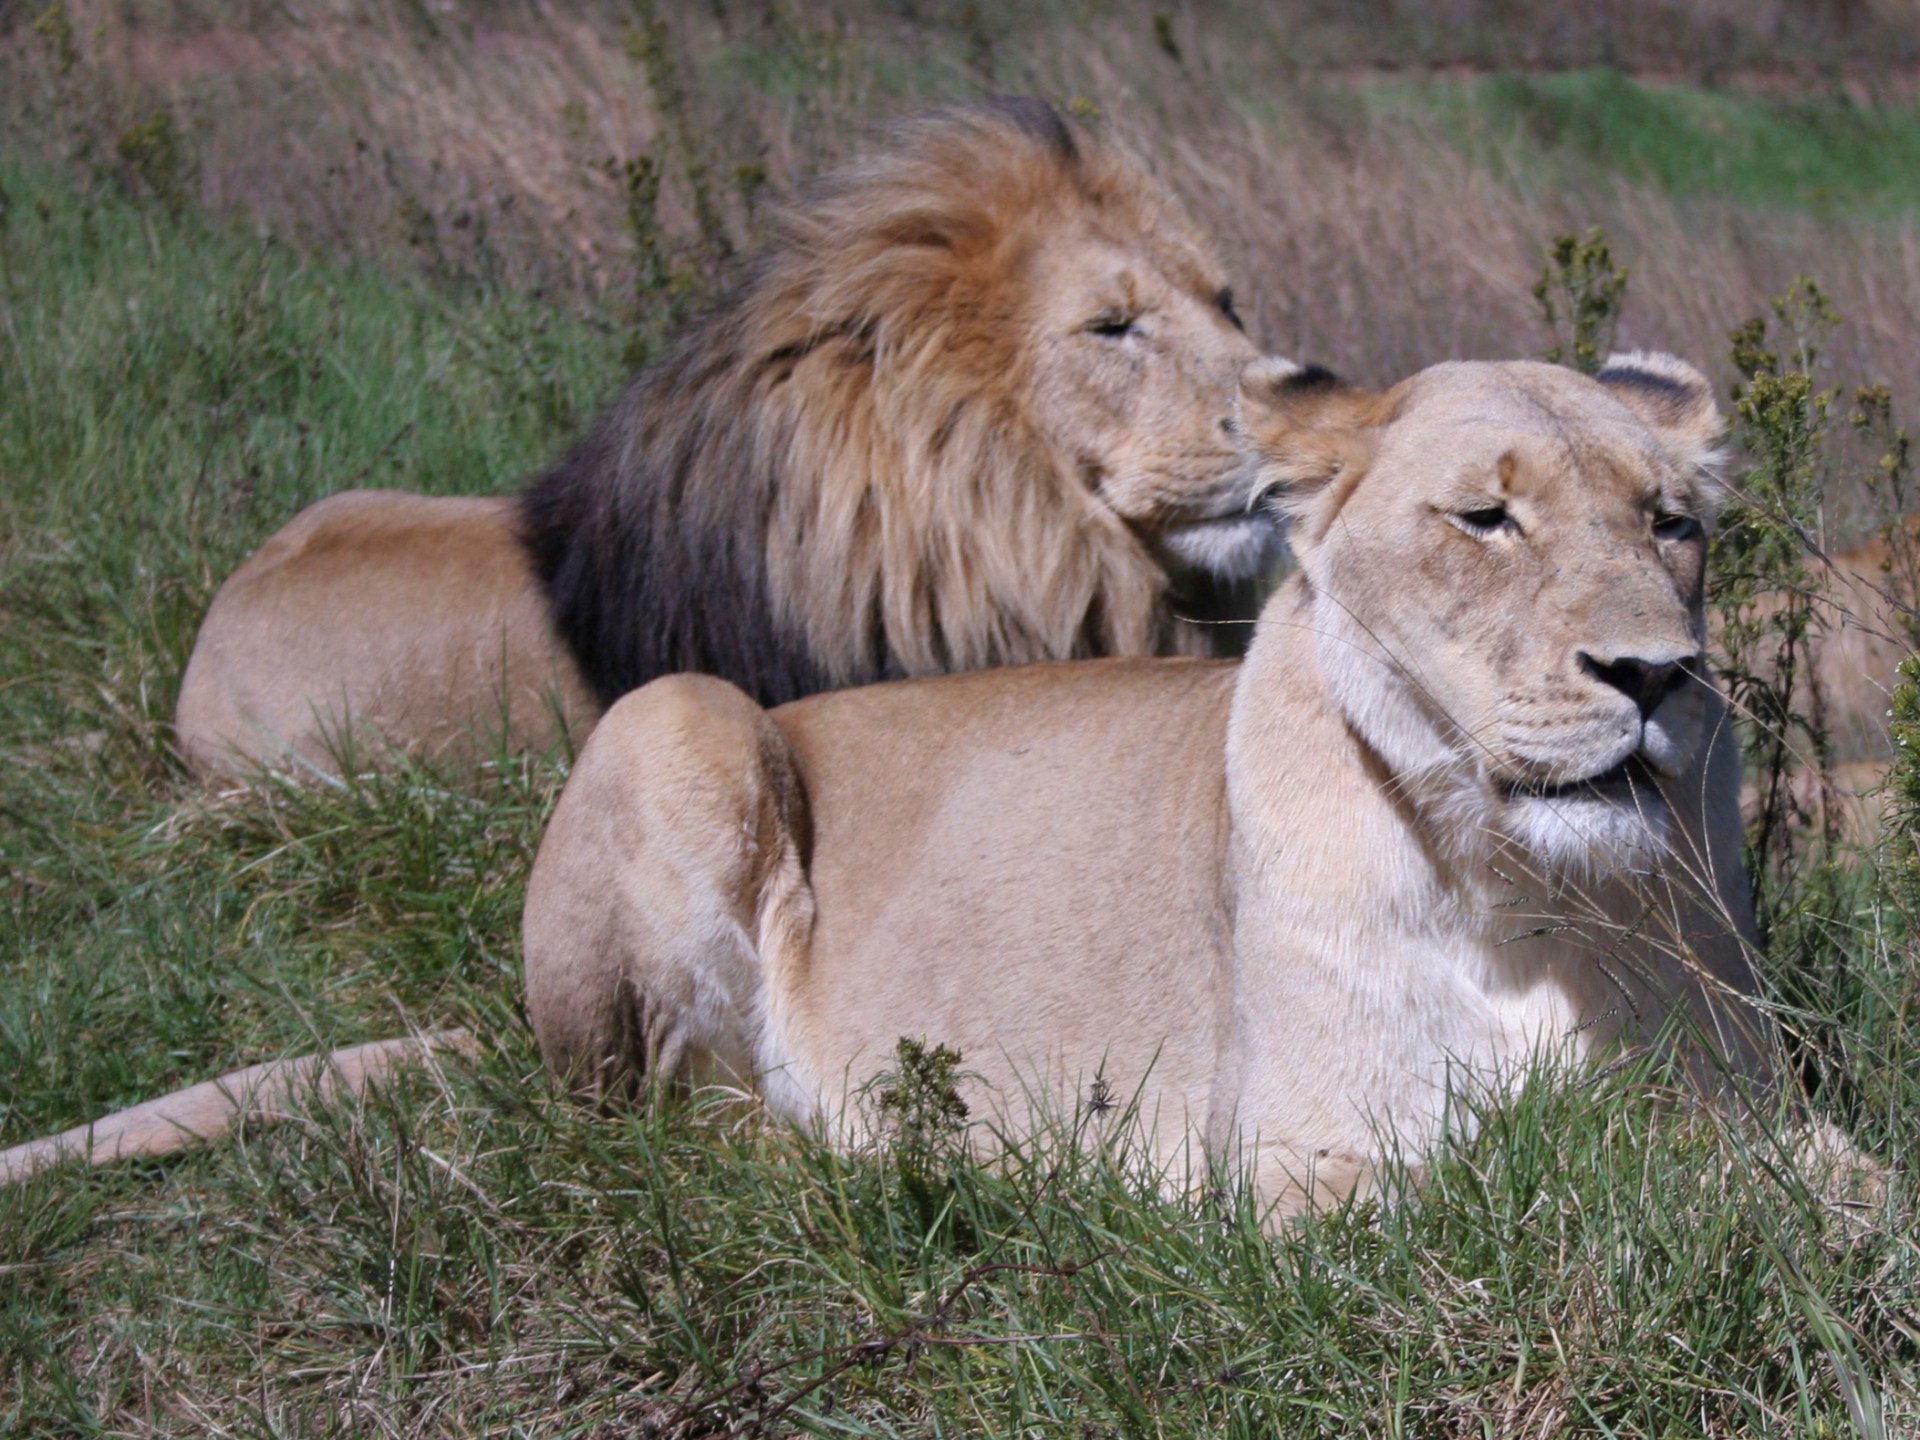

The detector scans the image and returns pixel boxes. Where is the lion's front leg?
[522,674,814,1105]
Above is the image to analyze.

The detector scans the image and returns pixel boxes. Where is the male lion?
[518,352,1782,1214]
[0,354,1837,1201]
[174,99,1274,780]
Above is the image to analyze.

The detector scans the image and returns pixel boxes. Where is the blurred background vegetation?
[4,2,1920,1434]
[10,0,1920,408]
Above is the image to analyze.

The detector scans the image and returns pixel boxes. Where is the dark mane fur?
[519,296,844,708]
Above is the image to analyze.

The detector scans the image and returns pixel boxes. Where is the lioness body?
[522,356,1779,1214]
[8,355,1792,1196]
[1732,523,1919,843]
[525,659,1239,1136]
[1804,520,1920,765]
[176,490,596,779]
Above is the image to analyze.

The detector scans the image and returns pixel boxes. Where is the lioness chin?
[520,352,1788,1217]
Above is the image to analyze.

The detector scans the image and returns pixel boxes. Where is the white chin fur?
[1639,706,1699,779]
[1506,787,1672,877]
[1163,514,1283,581]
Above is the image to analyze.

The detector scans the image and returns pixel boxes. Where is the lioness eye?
[1653,512,1699,542]
[1217,288,1244,332]
[1451,505,1512,538]
[1087,313,1139,339]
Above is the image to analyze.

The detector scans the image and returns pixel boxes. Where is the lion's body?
[175,490,596,780]
[1809,523,1919,763]
[520,356,1780,1215]
[1728,519,1919,843]
[175,100,1273,779]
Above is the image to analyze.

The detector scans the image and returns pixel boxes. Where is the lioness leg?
[522,675,815,1106]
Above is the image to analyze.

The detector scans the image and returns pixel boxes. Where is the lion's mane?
[520,99,1246,709]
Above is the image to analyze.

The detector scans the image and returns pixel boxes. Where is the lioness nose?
[1579,652,1687,718]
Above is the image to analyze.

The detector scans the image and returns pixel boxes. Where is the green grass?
[3,84,1920,1440]
[1375,69,1920,216]
[0,157,619,1139]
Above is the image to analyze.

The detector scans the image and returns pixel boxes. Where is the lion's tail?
[0,1029,478,1185]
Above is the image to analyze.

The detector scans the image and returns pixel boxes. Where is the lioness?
[522,352,1777,1213]
[175,100,1275,781]
[0,356,1838,1200]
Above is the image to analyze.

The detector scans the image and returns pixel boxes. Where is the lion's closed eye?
[1448,504,1517,538]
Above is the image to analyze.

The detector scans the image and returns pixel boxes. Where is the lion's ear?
[1595,351,1725,471]
[1235,359,1386,545]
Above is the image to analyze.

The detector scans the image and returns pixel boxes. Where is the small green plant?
[1852,383,1920,651]
[951,0,996,80]
[875,1037,969,1157]
[1887,657,1920,903]
[730,161,769,224]
[0,173,14,311]
[626,0,731,268]
[872,1037,976,1247]
[31,2,80,77]
[619,149,707,370]
[1711,278,1838,914]
[1533,228,1628,374]
[1152,12,1184,63]
[621,153,667,293]
[114,110,194,219]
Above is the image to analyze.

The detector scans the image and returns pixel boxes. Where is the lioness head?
[1240,353,1727,874]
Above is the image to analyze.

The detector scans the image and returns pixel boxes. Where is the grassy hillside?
[3,2,1919,1433]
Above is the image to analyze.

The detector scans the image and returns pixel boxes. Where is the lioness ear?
[1235,358,1386,545]
[1595,351,1725,471]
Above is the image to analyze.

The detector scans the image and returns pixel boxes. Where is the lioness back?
[771,657,1239,1118]
[521,658,1239,1124]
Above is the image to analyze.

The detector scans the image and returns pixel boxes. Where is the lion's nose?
[1579,652,1688,719]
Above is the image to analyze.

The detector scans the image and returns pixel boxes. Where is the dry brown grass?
[7,0,1920,504]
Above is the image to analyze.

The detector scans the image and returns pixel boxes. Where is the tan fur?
[516,355,1793,1218]
[5,356,1839,1201]
[1806,517,1920,764]
[1731,516,1920,843]
[175,491,597,780]
[0,1032,475,1182]
[180,103,1273,780]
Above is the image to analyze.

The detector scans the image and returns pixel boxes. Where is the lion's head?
[521,98,1272,709]
[1240,352,1728,876]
